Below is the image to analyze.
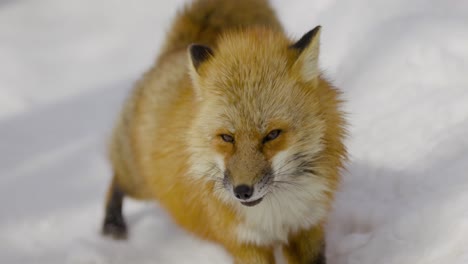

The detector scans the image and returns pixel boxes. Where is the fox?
[101,0,347,263]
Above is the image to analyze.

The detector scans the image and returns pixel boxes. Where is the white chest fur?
[235,177,329,245]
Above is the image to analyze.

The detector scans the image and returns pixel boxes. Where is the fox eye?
[263,129,282,143]
[220,134,234,143]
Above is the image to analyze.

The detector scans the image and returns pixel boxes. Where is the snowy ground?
[1,0,468,263]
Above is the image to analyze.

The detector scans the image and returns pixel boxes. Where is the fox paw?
[102,215,127,240]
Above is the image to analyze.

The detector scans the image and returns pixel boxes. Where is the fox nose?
[233,185,253,200]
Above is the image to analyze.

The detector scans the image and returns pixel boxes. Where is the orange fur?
[105,0,347,263]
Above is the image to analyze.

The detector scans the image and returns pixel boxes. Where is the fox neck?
[213,175,330,245]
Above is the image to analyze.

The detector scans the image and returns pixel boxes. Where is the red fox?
[102,0,347,263]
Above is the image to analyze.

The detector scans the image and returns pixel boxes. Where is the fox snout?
[223,167,273,206]
[218,138,278,206]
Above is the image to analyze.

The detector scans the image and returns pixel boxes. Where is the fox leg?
[282,225,326,264]
[227,244,275,264]
[102,176,127,239]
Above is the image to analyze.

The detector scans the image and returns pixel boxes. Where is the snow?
[1,0,467,263]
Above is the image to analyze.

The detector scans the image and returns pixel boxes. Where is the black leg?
[102,180,127,239]
[313,243,326,264]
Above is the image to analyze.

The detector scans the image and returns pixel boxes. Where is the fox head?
[187,26,346,209]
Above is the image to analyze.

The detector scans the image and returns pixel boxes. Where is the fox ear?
[290,26,321,82]
[188,44,214,99]
[188,44,214,73]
